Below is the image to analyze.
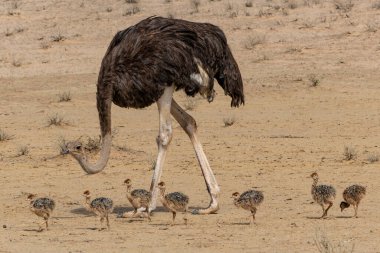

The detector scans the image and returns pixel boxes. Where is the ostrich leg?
[170,99,220,214]
[148,85,174,212]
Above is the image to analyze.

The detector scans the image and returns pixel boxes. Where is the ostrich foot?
[119,210,149,219]
[192,202,219,215]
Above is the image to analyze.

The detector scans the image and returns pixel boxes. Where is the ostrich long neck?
[72,133,112,174]
[126,185,133,202]
[311,177,318,193]
[84,196,92,211]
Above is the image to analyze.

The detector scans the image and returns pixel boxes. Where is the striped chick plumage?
[340,184,366,217]
[232,190,264,224]
[310,172,336,218]
[158,182,189,225]
[28,195,55,231]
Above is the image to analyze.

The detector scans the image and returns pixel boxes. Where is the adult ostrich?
[65,16,244,214]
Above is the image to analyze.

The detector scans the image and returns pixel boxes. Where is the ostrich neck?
[84,196,92,211]
[311,178,318,193]
[71,134,112,174]
[126,185,133,202]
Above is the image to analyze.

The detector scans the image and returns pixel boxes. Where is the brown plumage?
[124,179,152,221]
[340,184,366,218]
[158,182,189,225]
[83,190,113,230]
[27,194,55,232]
[64,16,244,215]
[310,172,336,218]
[232,190,264,224]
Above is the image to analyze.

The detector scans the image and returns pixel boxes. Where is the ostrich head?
[83,190,91,198]
[124,179,132,186]
[158,182,166,190]
[231,192,240,200]
[27,194,36,200]
[310,172,319,180]
[63,140,84,156]
[340,201,350,212]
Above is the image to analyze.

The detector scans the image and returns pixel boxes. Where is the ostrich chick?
[123,179,152,221]
[83,190,113,230]
[340,184,366,218]
[310,172,336,218]
[232,190,264,225]
[157,182,189,226]
[27,194,55,232]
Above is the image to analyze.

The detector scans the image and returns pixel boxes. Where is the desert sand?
[1,0,380,252]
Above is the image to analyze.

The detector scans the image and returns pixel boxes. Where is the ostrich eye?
[76,145,81,150]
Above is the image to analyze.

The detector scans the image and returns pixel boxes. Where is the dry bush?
[223,116,236,127]
[244,35,265,50]
[106,7,113,12]
[367,154,379,163]
[47,114,65,126]
[334,0,353,12]
[245,0,253,7]
[372,1,380,9]
[57,91,72,102]
[343,146,357,161]
[12,59,21,67]
[125,0,139,3]
[190,0,201,13]
[314,229,355,253]
[40,42,51,49]
[17,145,29,156]
[0,129,13,141]
[5,29,14,37]
[308,74,320,87]
[123,6,140,16]
[288,1,298,9]
[51,33,65,42]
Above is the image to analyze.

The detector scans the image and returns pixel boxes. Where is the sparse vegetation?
[47,113,65,126]
[17,145,29,156]
[12,59,21,67]
[343,146,357,161]
[367,153,379,163]
[372,1,380,9]
[51,33,65,42]
[123,6,140,16]
[334,0,354,12]
[106,7,113,12]
[125,0,139,3]
[314,229,355,253]
[308,74,320,87]
[5,29,14,37]
[244,35,265,50]
[245,0,253,7]
[190,0,201,13]
[57,91,72,102]
[40,42,51,49]
[288,1,298,9]
[0,129,13,141]
[223,116,236,127]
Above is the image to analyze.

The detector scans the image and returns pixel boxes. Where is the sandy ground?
[1,0,380,252]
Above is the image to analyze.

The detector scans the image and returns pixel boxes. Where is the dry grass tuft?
[308,74,320,87]
[0,129,13,141]
[17,145,29,156]
[314,229,355,253]
[123,6,140,16]
[223,116,236,127]
[367,153,379,163]
[334,0,354,12]
[343,146,357,161]
[57,91,72,102]
[244,35,265,50]
[47,114,65,126]
[51,33,65,42]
